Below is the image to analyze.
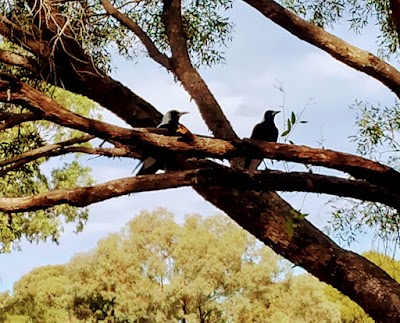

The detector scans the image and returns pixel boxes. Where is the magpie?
[244,110,280,170]
[135,110,189,175]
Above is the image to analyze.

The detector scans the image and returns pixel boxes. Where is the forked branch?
[100,0,172,70]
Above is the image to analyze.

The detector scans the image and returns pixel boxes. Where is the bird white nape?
[158,110,189,131]
[135,109,189,175]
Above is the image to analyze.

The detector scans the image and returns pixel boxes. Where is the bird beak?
[179,111,189,117]
[272,111,281,116]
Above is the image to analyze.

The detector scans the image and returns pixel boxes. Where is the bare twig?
[100,0,172,70]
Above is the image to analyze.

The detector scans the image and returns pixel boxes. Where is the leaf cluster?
[1,0,234,71]
[0,87,97,252]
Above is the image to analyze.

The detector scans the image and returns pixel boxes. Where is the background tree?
[1,0,400,320]
[2,209,346,322]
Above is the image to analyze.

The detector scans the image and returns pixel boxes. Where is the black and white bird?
[135,110,189,175]
[244,110,280,171]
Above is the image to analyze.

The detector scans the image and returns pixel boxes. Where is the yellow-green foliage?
[2,209,343,322]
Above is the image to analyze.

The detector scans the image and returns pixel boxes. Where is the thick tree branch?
[2,2,400,319]
[195,186,400,321]
[0,112,39,131]
[0,76,399,190]
[239,169,400,211]
[0,170,195,212]
[390,0,400,41]
[1,166,400,215]
[100,0,172,70]
[1,159,397,320]
[242,0,400,99]
[162,0,238,140]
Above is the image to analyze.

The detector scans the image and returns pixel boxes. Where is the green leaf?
[287,119,292,131]
[281,130,290,137]
[291,111,296,124]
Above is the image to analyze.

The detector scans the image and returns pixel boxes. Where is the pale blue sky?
[0,2,398,292]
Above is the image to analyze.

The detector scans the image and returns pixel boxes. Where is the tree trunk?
[195,186,400,322]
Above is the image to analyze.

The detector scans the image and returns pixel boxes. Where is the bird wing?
[176,124,194,142]
[250,123,264,140]
[135,157,159,175]
[250,122,278,142]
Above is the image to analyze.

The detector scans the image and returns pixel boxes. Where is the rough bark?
[1,75,399,190]
[195,186,400,322]
[0,49,36,71]
[0,112,39,131]
[162,0,238,140]
[2,166,400,217]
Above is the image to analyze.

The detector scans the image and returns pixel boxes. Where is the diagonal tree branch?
[100,0,172,70]
[0,17,51,57]
[242,0,400,99]
[162,0,238,140]
[2,2,399,319]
